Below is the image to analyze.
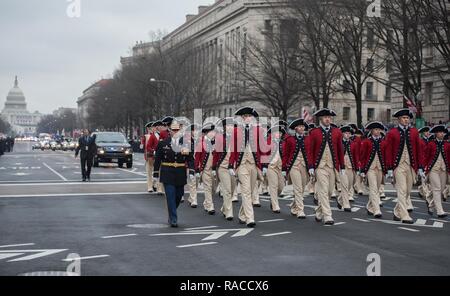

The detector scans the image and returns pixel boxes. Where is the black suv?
[92,132,133,168]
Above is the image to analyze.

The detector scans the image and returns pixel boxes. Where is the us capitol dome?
[1,76,43,136]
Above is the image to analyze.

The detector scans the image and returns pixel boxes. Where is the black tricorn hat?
[349,123,358,131]
[340,125,354,134]
[278,120,288,127]
[393,108,414,118]
[430,125,447,134]
[267,125,286,135]
[365,121,386,130]
[308,123,316,129]
[313,108,337,117]
[161,116,174,125]
[235,106,259,118]
[289,118,309,130]
[151,120,164,127]
[202,123,216,133]
[145,121,154,128]
[419,126,430,133]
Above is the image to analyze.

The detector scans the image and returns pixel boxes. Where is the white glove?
[387,170,393,178]
[282,171,287,177]
[195,173,201,179]
[418,169,426,179]
[360,172,366,179]
[340,169,346,176]
[212,170,217,177]
[262,168,268,176]
[139,144,144,149]
[229,169,235,176]
[356,171,361,176]
[309,168,315,177]
[189,174,196,182]
[152,177,158,184]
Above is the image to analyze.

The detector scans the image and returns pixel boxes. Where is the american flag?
[302,107,314,123]
[403,95,419,115]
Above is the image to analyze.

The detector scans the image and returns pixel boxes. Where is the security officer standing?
[0,135,5,156]
[153,120,195,227]
[75,129,97,182]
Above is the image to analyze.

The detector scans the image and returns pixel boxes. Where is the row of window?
[342,107,391,122]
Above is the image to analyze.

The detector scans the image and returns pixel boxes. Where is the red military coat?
[159,130,169,141]
[282,134,311,173]
[309,126,345,170]
[424,140,450,174]
[385,127,423,172]
[194,136,217,172]
[359,137,387,174]
[144,132,159,161]
[212,133,233,170]
[229,124,266,170]
[342,138,361,171]
[262,134,287,169]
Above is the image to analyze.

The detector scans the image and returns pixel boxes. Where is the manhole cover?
[19,271,80,276]
[127,224,167,229]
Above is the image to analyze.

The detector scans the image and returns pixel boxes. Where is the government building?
[158,0,392,124]
[1,76,43,136]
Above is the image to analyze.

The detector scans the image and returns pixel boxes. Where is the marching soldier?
[424,125,449,218]
[152,120,166,195]
[385,109,424,224]
[309,108,345,225]
[360,122,387,218]
[187,124,201,208]
[351,127,365,197]
[213,117,237,221]
[378,129,387,200]
[153,120,195,227]
[283,119,311,219]
[143,121,158,193]
[418,126,432,199]
[264,125,286,214]
[230,106,265,228]
[194,123,218,215]
[337,125,359,212]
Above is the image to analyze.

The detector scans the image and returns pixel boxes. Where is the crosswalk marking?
[262,232,292,237]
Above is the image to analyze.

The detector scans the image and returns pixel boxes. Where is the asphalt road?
[0,142,449,276]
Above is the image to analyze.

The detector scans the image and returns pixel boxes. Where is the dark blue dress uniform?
[153,136,195,227]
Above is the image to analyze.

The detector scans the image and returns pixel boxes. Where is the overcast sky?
[0,0,215,114]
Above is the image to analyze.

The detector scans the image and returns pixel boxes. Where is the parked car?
[92,132,133,168]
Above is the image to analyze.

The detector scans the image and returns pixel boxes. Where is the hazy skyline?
[0,0,215,114]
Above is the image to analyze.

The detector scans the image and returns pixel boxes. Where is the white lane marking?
[62,255,110,261]
[0,243,35,248]
[398,227,420,232]
[0,180,146,186]
[262,231,292,237]
[332,222,346,226]
[184,226,218,231]
[117,168,147,177]
[43,162,68,181]
[369,219,443,228]
[258,219,284,223]
[414,219,427,225]
[430,218,449,223]
[101,234,137,239]
[432,222,444,228]
[0,249,68,262]
[353,218,371,223]
[352,205,365,208]
[0,253,24,260]
[351,207,360,212]
[176,242,218,248]
[0,192,149,198]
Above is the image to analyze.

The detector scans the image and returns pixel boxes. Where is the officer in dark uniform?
[153,120,195,227]
[75,129,97,182]
[0,135,5,156]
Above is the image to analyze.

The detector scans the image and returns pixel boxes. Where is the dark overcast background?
[0,0,214,114]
